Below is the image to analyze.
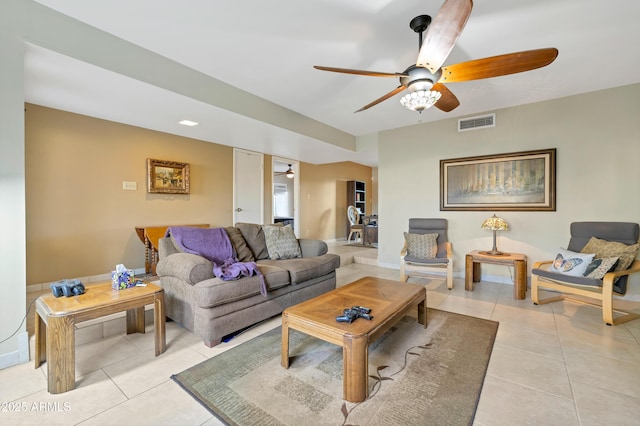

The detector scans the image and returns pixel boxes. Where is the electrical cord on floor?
[0,298,36,345]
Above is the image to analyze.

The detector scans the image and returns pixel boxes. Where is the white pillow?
[550,248,594,276]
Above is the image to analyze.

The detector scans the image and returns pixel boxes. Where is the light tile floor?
[3,243,640,425]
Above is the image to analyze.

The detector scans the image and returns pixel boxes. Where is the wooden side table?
[34,281,166,394]
[465,250,528,299]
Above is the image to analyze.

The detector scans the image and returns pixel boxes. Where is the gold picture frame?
[147,158,190,194]
[440,148,556,211]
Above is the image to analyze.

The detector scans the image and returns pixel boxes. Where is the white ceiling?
[25,0,640,167]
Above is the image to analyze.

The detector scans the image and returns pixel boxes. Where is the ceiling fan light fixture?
[400,89,442,112]
[285,164,294,179]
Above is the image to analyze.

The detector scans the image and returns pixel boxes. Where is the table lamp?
[481,214,508,255]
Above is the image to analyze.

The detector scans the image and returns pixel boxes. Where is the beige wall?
[299,162,373,241]
[25,105,372,284]
[377,83,640,293]
[25,104,234,284]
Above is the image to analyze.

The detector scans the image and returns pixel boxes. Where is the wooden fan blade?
[355,85,407,113]
[314,66,407,78]
[416,0,473,73]
[432,83,460,112]
[439,48,559,83]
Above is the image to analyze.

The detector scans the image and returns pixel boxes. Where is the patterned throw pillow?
[404,232,438,260]
[262,225,302,260]
[581,237,639,272]
[583,257,619,279]
[549,248,594,276]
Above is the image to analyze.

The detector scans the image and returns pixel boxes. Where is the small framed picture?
[147,158,190,194]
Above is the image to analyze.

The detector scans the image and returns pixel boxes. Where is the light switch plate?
[123,181,137,191]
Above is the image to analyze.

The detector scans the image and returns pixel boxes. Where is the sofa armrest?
[298,239,328,257]
[156,253,214,285]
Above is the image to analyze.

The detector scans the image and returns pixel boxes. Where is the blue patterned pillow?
[262,225,302,260]
[404,232,438,260]
[549,248,594,276]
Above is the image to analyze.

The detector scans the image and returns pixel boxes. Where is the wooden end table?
[34,281,166,394]
[281,276,426,403]
[465,250,528,299]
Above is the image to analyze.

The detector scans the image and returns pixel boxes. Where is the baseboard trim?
[0,331,29,369]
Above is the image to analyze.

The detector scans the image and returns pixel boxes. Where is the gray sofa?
[156,223,340,347]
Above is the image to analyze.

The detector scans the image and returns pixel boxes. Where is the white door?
[234,149,264,224]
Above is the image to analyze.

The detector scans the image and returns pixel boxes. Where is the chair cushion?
[549,248,594,276]
[404,256,449,265]
[568,222,640,252]
[262,225,302,260]
[580,237,639,272]
[533,262,627,295]
[532,268,603,289]
[404,232,438,260]
[584,257,619,279]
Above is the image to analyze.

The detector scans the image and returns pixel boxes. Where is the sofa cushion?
[404,232,438,260]
[549,248,594,276]
[581,237,639,272]
[193,264,290,308]
[258,253,340,284]
[262,225,302,260]
[583,257,619,279]
[236,222,270,260]
[225,226,255,262]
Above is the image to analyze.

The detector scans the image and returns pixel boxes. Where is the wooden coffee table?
[281,276,427,402]
[34,281,166,394]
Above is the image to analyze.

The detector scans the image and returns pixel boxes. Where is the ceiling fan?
[274,164,295,179]
[314,0,558,113]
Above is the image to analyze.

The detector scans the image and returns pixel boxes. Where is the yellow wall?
[25,104,372,284]
[299,162,373,240]
[25,104,234,283]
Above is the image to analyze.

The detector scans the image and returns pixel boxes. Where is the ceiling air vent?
[458,113,495,132]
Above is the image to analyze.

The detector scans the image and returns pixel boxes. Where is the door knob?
[236,208,242,212]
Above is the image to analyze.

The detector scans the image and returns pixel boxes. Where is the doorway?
[272,158,299,236]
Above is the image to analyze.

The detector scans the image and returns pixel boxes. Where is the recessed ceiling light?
[179,119,198,126]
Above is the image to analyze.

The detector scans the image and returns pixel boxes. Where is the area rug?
[172,309,498,426]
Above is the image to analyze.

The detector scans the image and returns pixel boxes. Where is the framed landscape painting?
[440,148,556,211]
[147,158,190,194]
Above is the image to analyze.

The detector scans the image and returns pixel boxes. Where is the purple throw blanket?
[165,227,266,296]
